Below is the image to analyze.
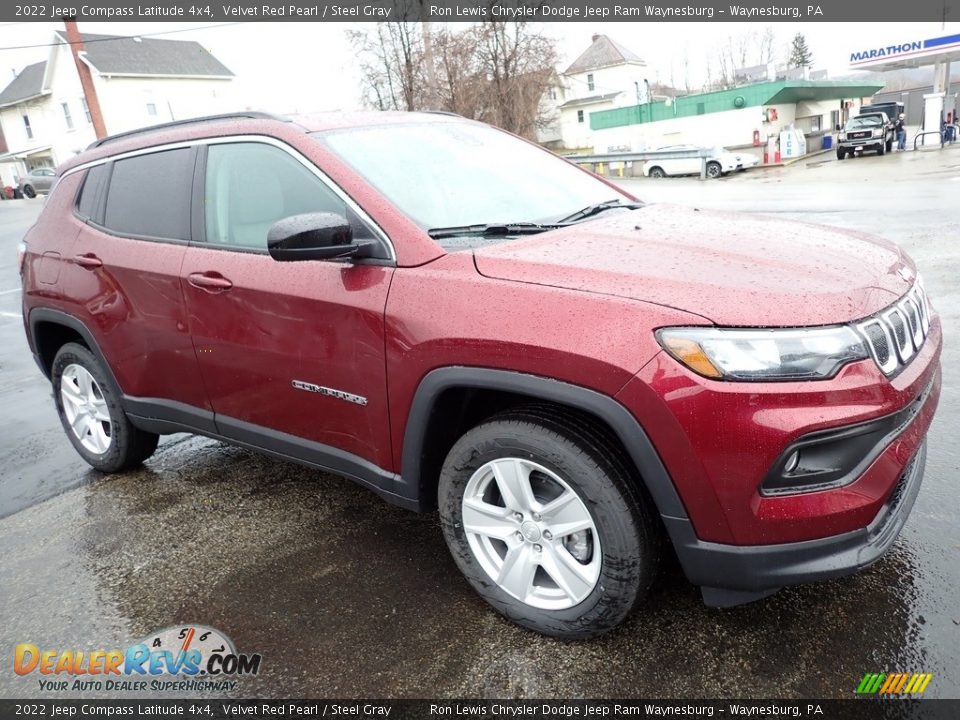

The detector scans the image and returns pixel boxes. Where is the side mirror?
[267,212,371,262]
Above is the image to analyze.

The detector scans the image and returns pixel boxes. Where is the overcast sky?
[1,21,957,113]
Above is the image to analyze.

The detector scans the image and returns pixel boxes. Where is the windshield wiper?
[557,199,644,224]
[427,222,563,240]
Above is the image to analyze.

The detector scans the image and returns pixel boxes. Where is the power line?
[0,22,243,52]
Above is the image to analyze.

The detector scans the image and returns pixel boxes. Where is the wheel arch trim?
[401,366,689,520]
[28,309,123,393]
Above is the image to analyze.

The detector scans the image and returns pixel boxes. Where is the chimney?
[592,34,601,43]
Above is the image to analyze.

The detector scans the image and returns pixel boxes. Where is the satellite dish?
[734,96,746,108]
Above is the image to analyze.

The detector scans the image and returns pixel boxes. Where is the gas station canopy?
[849,31,960,71]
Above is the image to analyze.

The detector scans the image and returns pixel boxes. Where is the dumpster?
[822,134,833,150]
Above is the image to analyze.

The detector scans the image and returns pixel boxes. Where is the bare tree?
[703,27,780,90]
[758,27,777,65]
[348,23,424,111]
[352,21,558,139]
[432,27,483,119]
[469,22,559,138]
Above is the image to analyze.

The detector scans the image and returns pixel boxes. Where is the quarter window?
[76,164,108,221]
[103,148,194,241]
[203,142,349,250]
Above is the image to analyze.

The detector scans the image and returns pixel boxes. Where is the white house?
[0,31,235,189]
[540,34,649,151]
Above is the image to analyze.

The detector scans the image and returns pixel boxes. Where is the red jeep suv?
[19,112,941,638]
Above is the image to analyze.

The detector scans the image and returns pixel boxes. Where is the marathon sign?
[850,32,960,66]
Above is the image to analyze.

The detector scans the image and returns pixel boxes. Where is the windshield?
[847,116,882,130]
[317,121,626,233]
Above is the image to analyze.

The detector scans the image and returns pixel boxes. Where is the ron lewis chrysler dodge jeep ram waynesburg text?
[19,112,941,638]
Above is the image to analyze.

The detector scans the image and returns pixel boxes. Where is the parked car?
[837,113,895,159]
[643,144,759,179]
[18,167,57,198]
[19,112,941,638]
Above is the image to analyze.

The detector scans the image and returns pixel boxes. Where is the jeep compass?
[19,112,941,638]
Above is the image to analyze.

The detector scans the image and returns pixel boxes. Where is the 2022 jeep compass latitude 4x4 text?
[19,112,941,638]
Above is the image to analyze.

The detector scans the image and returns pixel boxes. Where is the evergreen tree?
[788,33,814,68]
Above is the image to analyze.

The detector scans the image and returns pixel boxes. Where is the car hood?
[473,204,913,326]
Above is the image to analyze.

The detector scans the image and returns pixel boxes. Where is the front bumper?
[667,441,927,607]
[840,138,883,150]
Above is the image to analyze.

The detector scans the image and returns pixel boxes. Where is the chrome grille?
[856,282,931,377]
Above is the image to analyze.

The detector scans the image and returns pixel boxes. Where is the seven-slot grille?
[856,282,931,376]
[849,131,872,139]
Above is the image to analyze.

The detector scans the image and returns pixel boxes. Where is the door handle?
[187,272,233,293]
[73,253,102,269]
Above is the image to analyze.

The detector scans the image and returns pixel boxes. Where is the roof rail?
[85,112,291,150]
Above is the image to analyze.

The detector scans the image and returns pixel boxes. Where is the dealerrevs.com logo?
[14,625,262,693]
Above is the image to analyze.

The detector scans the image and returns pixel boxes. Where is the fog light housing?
[760,383,930,496]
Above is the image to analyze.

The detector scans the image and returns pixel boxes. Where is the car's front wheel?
[648,166,665,178]
[706,161,722,179]
[438,409,660,639]
[52,342,159,472]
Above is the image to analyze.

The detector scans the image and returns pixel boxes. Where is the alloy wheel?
[60,364,112,454]
[461,457,601,610]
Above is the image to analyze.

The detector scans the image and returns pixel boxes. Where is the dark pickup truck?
[837,112,895,159]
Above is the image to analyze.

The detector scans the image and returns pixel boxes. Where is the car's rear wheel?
[438,409,660,639]
[52,342,159,472]
[22,184,35,199]
[706,161,722,179]
[648,166,665,179]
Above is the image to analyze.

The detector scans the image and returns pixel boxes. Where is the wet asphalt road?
[0,148,958,700]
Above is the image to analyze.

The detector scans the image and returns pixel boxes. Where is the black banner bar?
[2,699,960,720]
[3,0,960,23]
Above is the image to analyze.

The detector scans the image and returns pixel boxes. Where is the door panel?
[66,155,207,409]
[182,249,394,468]
[182,140,395,469]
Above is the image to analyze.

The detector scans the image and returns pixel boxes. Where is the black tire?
[706,161,722,179]
[877,142,886,156]
[648,166,665,178]
[52,342,159,472]
[438,408,661,639]
[836,148,845,160]
[22,184,36,199]
[885,139,893,152]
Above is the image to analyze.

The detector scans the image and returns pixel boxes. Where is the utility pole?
[63,18,107,139]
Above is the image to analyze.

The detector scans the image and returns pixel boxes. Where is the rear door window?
[102,148,195,241]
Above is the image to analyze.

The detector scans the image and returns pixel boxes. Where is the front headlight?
[838,132,847,141]
[872,128,883,137]
[656,326,869,381]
